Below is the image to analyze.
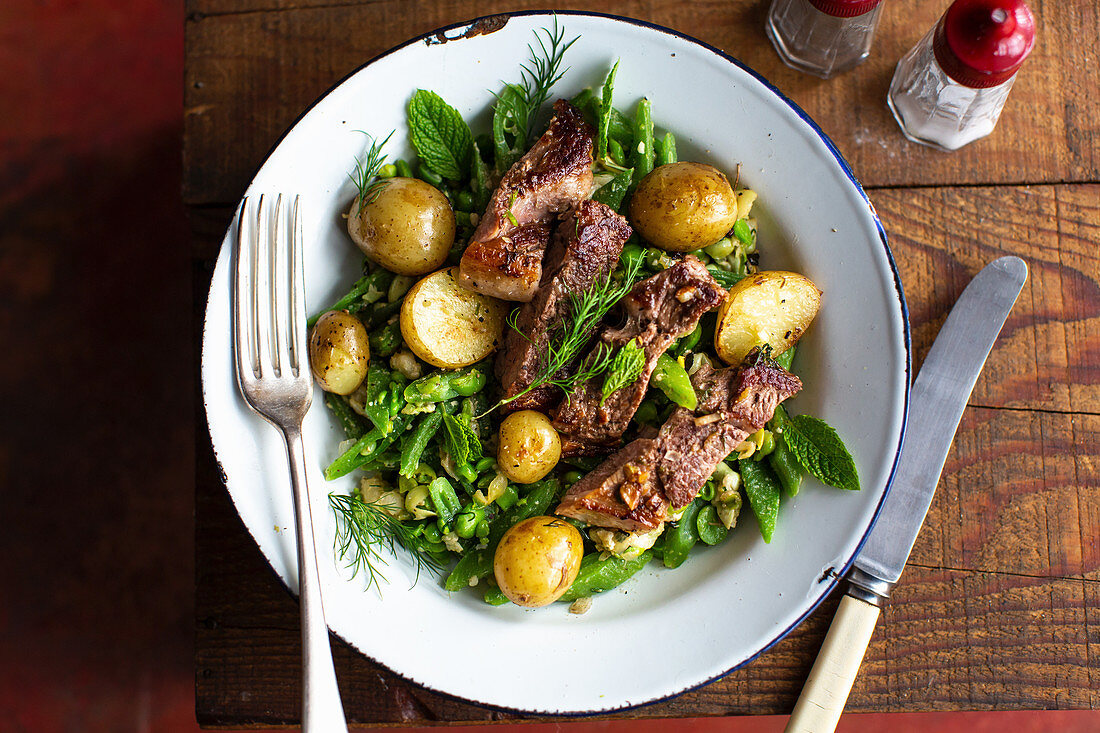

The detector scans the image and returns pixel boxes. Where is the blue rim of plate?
[202,8,912,718]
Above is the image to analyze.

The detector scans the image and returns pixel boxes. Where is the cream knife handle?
[784,594,881,733]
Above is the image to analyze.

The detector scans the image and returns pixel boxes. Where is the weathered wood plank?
[183,0,1100,204]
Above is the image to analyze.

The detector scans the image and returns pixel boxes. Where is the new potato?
[347,177,455,276]
[400,267,507,368]
[497,411,561,484]
[493,516,583,608]
[308,310,371,394]
[715,271,821,365]
[629,162,740,252]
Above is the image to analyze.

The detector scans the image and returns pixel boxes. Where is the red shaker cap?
[807,0,883,18]
[933,0,1036,88]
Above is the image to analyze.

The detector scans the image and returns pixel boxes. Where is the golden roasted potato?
[629,162,739,252]
[347,177,455,276]
[497,411,561,484]
[308,310,370,394]
[493,516,583,608]
[714,271,821,366]
[400,267,507,368]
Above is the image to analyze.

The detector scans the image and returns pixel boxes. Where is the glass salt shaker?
[766,0,885,78]
[888,0,1036,151]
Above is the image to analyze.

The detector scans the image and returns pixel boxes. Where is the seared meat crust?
[458,100,595,302]
[495,200,631,412]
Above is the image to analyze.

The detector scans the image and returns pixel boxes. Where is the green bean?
[631,98,655,187]
[706,266,747,290]
[608,138,627,167]
[559,551,653,603]
[740,457,782,543]
[368,320,402,358]
[394,159,414,179]
[591,166,634,212]
[656,130,677,166]
[428,477,461,526]
[399,411,442,478]
[475,456,496,474]
[651,353,697,410]
[695,505,728,546]
[322,393,367,439]
[775,345,796,371]
[663,500,703,569]
[754,430,776,460]
[704,237,736,260]
[673,322,702,356]
[483,585,510,605]
[307,269,393,327]
[360,362,393,434]
[324,415,410,480]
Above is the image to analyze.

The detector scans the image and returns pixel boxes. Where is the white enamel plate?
[202,11,909,715]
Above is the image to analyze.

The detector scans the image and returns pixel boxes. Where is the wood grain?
[182,0,1100,205]
[193,180,1100,722]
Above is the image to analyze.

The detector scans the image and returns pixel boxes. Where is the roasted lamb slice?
[554,439,669,532]
[495,201,632,412]
[458,100,595,302]
[657,354,802,508]
[554,352,801,530]
[553,256,726,454]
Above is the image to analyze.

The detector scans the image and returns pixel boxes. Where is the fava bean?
[696,505,728,545]
[652,353,697,410]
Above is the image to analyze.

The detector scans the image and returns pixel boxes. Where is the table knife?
[785,255,1028,733]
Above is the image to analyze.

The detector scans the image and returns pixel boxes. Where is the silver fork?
[232,194,349,733]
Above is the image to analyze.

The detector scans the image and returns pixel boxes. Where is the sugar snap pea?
[404,365,487,404]
[559,551,653,603]
[767,433,804,498]
[324,414,410,480]
[428,477,461,526]
[360,362,393,434]
[663,500,703,569]
[740,457,782,543]
[652,353,697,410]
[399,410,442,478]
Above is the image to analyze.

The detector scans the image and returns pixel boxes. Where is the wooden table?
[187,0,1100,726]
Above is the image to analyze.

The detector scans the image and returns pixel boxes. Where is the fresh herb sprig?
[349,131,394,205]
[488,255,645,414]
[330,492,442,592]
[492,18,579,172]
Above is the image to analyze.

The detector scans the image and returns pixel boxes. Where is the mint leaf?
[408,90,473,181]
[601,338,646,403]
[779,413,859,491]
[458,417,483,463]
[441,413,470,466]
[739,458,781,543]
[597,60,619,163]
[592,166,634,212]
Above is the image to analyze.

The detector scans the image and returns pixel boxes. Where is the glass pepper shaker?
[766,0,885,78]
[888,0,1036,151]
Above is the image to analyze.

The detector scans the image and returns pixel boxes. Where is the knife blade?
[785,256,1028,733]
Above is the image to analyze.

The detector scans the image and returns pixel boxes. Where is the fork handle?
[283,425,349,733]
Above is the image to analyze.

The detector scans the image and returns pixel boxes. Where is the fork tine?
[270,194,285,378]
[232,196,257,383]
[289,195,307,376]
[254,194,276,380]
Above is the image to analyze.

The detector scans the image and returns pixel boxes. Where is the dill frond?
[329,492,442,594]
[349,130,395,206]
